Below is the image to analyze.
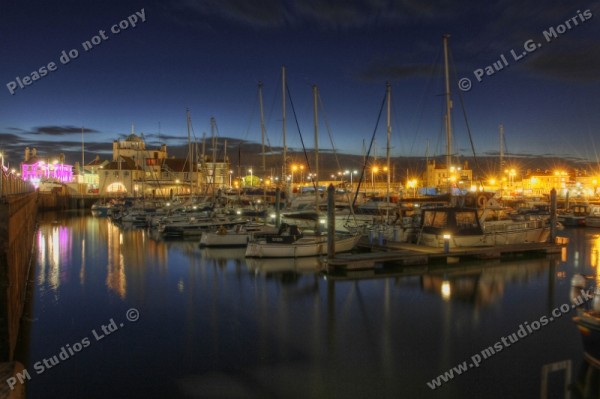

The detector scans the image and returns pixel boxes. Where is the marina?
[5,209,598,398]
[2,3,599,398]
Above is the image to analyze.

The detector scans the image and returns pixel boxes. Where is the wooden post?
[550,188,557,243]
[327,184,335,259]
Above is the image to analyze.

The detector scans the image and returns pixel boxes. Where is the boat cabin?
[420,207,484,236]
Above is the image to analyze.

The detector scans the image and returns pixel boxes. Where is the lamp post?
[249,168,253,187]
[372,166,379,189]
[291,164,297,190]
[229,170,233,188]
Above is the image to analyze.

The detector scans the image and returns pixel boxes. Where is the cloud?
[28,126,100,136]
[522,41,600,82]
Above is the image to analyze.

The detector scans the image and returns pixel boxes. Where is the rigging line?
[317,92,344,178]
[318,92,358,219]
[449,48,483,188]
[264,76,281,155]
[352,89,387,208]
[408,47,442,156]
[502,132,510,165]
[286,83,316,190]
[243,88,259,141]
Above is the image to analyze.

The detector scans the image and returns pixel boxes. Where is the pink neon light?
[22,161,73,183]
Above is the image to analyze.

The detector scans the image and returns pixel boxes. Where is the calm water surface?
[16,210,600,398]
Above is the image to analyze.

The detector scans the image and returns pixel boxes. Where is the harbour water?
[14,210,599,398]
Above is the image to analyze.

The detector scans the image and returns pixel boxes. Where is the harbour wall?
[0,192,38,362]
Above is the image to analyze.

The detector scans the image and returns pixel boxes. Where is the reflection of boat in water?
[200,247,247,262]
[570,274,600,398]
[328,257,552,307]
[572,275,600,362]
[246,256,324,275]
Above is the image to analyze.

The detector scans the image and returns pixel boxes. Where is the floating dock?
[325,237,568,271]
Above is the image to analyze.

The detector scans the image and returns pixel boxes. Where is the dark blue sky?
[1,0,599,168]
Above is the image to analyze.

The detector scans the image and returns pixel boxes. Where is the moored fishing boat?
[91,200,114,216]
[417,206,551,248]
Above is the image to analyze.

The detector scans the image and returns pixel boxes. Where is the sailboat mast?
[386,82,391,207]
[499,123,504,175]
[201,132,206,192]
[211,117,217,197]
[186,109,193,196]
[443,34,453,186]
[81,126,85,177]
[313,85,319,209]
[282,66,287,186]
[258,81,267,205]
[258,82,266,179]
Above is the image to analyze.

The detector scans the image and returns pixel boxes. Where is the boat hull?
[245,234,360,258]
[419,227,550,248]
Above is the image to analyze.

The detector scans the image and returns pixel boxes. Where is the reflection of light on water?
[591,235,600,267]
[37,225,72,294]
[574,251,580,268]
[178,279,184,293]
[80,238,85,285]
[441,280,451,301]
[37,231,46,286]
[106,223,127,299]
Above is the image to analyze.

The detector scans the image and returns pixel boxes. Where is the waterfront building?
[422,159,473,192]
[96,133,230,197]
[20,147,73,187]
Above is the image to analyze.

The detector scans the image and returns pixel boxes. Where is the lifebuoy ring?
[477,194,487,208]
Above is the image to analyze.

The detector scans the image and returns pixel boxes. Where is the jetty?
[325,237,567,271]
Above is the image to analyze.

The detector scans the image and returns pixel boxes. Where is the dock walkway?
[326,237,567,270]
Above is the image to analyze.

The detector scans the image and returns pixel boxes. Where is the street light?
[249,168,253,187]
[344,170,357,188]
[229,170,233,188]
[407,179,417,197]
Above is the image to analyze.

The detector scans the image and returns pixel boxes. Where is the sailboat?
[417,35,551,248]
[245,84,361,258]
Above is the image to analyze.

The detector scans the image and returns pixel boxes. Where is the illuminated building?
[21,147,73,187]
